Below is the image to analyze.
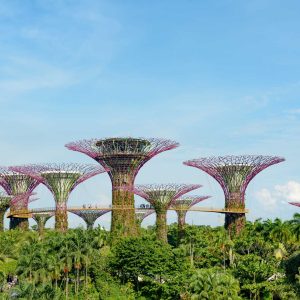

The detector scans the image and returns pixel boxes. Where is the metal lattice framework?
[0,167,40,230]
[65,137,179,237]
[0,192,13,231]
[10,163,107,232]
[172,195,210,242]
[69,209,111,229]
[289,202,300,208]
[32,212,54,234]
[8,192,36,217]
[184,155,285,235]
[132,183,201,242]
[135,209,155,225]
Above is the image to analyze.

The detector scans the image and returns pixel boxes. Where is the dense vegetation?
[1,215,300,299]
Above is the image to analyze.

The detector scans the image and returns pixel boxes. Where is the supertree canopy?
[183,155,285,235]
[65,137,179,236]
[135,209,155,226]
[0,192,13,231]
[32,212,54,234]
[289,202,300,208]
[132,184,201,242]
[69,209,111,230]
[172,195,211,242]
[0,167,39,230]
[11,163,107,232]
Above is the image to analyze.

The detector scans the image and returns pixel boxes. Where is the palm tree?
[270,218,292,244]
[290,213,300,241]
[189,268,241,299]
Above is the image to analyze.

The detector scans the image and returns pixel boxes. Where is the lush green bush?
[0,216,299,299]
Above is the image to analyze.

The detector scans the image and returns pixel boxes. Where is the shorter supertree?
[0,167,39,230]
[69,209,111,229]
[171,195,211,243]
[32,212,54,234]
[11,163,107,232]
[132,184,201,242]
[0,192,13,231]
[135,209,155,226]
[8,192,36,230]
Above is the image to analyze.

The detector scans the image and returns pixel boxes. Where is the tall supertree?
[184,155,285,235]
[135,209,155,226]
[69,209,111,229]
[131,184,200,242]
[11,163,107,232]
[0,167,39,230]
[171,195,211,242]
[32,212,54,234]
[0,192,13,231]
[65,137,179,236]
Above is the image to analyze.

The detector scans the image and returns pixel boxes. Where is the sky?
[1,0,300,229]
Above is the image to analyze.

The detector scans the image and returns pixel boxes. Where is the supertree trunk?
[36,219,45,235]
[86,222,93,230]
[9,218,29,230]
[177,210,187,244]
[111,174,137,237]
[55,202,68,232]
[0,210,6,232]
[156,210,168,243]
[225,192,246,236]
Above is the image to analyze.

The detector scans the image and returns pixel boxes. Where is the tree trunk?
[225,192,246,237]
[0,210,6,232]
[55,202,68,232]
[156,210,167,243]
[9,217,29,230]
[111,174,137,239]
[177,210,187,245]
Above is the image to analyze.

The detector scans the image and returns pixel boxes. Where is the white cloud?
[275,181,300,202]
[255,181,300,213]
[255,188,278,211]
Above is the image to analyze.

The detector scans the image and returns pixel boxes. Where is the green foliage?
[0,217,299,299]
[188,268,241,300]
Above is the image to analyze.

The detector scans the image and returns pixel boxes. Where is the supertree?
[69,208,111,229]
[32,212,54,234]
[0,192,13,231]
[171,195,211,242]
[131,184,201,242]
[65,137,179,236]
[183,155,285,235]
[135,209,155,226]
[0,167,39,230]
[11,163,107,232]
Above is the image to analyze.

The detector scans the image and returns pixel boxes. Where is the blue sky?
[1,0,300,229]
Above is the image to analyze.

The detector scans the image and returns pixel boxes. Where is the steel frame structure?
[0,167,39,230]
[11,163,107,232]
[132,183,200,242]
[184,155,285,235]
[65,137,179,237]
[172,195,211,241]
[69,209,111,229]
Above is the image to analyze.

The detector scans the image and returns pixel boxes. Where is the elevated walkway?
[7,205,249,218]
